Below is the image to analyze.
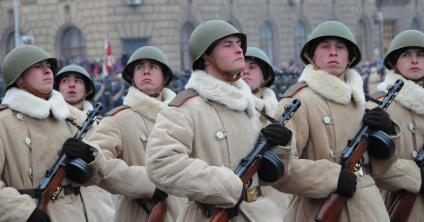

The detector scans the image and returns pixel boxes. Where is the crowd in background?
[0,57,387,115]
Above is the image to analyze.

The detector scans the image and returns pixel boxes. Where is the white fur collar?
[253,87,278,116]
[378,70,424,115]
[185,70,256,117]
[298,64,365,105]
[123,86,176,121]
[82,100,94,112]
[1,88,69,120]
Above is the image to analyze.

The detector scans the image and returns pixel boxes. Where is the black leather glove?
[261,123,292,146]
[61,138,95,163]
[363,107,395,135]
[336,169,357,198]
[27,208,51,222]
[151,188,168,204]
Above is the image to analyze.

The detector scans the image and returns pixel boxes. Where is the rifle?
[314,79,403,222]
[147,200,167,222]
[388,148,424,222]
[37,103,103,212]
[209,99,301,222]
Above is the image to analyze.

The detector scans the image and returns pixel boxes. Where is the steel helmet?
[300,21,361,67]
[384,30,424,69]
[245,47,275,87]
[54,64,96,100]
[189,20,247,70]
[122,46,173,86]
[2,45,57,87]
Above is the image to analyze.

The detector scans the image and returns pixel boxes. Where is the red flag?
[103,37,114,76]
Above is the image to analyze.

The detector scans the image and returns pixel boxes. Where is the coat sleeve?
[146,107,243,208]
[87,116,156,198]
[271,98,341,199]
[0,138,36,221]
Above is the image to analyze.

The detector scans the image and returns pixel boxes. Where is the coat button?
[409,122,416,132]
[25,137,31,146]
[140,134,147,142]
[16,113,23,120]
[323,116,333,124]
[215,131,226,140]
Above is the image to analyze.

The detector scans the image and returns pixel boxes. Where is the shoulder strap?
[169,89,199,107]
[0,104,8,111]
[282,81,308,98]
[106,105,130,116]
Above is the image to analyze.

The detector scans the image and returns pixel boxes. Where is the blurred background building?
[0,0,422,112]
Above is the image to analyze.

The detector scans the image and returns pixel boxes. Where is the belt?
[354,163,371,177]
[199,186,262,217]
[18,185,80,199]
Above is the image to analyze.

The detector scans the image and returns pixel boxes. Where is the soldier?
[274,21,398,221]
[0,45,107,222]
[372,30,424,222]
[54,64,116,220]
[55,64,96,112]
[145,20,293,222]
[86,46,183,222]
[241,46,291,216]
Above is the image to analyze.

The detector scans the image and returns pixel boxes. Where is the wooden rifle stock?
[387,148,424,222]
[209,99,301,222]
[147,200,168,222]
[315,79,404,222]
[36,103,103,212]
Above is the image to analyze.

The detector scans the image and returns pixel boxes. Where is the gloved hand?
[27,208,51,222]
[151,188,168,204]
[336,169,357,198]
[61,138,95,163]
[261,123,292,146]
[363,107,395,135]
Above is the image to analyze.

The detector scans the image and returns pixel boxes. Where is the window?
[356,20,368,60]
[60,27,87,61]
[293,21,307,62]
[180,22,194,71]
[5,32,15,54]
[383,20,396,53]
[260,22,274,63]
[411,17,421,30]
[121,38,148,63]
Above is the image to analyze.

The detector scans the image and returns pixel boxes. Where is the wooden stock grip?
[37,167,66,212]
[147,200,167,222]
[210,209,230,222]
[388,190,417,222]
[315,193,347,222]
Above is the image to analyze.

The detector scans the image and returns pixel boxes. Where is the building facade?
[0,0,423,72]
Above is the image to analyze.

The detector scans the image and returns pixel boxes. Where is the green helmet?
[189,20,247,70]
[245,47,275,87]
[122,46,173,86]
[384,30,424,69]
[300,21,361,68]
[54,64,96,100]
[2,45,57,87]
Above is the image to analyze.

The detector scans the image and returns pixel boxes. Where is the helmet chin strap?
[204,55,241,83]
[16,80,51,100]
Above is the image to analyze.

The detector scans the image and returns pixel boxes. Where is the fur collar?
[82,100,94,112]
[298,64,365,105]
[378,70,424,114]
[123,86,176,121]
[1,87,69,120]
[253,87,278,116]
[185,70,256,117]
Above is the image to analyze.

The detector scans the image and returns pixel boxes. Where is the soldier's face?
[19,60,54,94]
[241,59,264,90]
[132,59,165,95]
[395,48,424,81]
[204,35,245,78]
[58,73,87,104]
[313,38,349,77]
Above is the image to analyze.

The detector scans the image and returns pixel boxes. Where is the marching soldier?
[0,45,107,222]
[274,21,398,222]
[86,46,184,222]
[146,20,293,222]
[372,30,424,222]
[55,64,116,220]
[241,46,292,216]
